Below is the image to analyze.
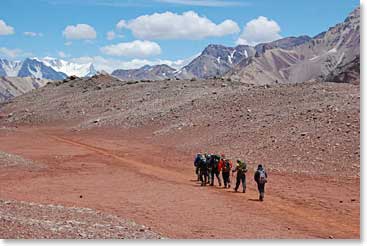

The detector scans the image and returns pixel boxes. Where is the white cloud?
[64,41,72,46]
[24,31,43,37]
[116,20,127,29]
[236,16,282,46]
[0,20,15,35]
[0,47,32,58]
[106,30,116,40]
[116,11,240,40]
[155,0,248,7]
[58,51,69,58]
[100,40,161,57]
[70,54,195,73]
[63,24,97,40]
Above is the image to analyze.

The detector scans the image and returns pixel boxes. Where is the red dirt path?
[0,126,360,239]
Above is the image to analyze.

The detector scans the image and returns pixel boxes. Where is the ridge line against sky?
[0,0,360,72]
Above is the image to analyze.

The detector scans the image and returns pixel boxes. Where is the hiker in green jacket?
[233,159,248,193]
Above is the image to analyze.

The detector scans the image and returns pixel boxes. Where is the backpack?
[199,157,207,169]
[259,169,267,184]
[223,160,231,172]
[238,162,247,173]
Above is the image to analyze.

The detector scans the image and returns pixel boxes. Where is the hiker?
[204,153,211,184]
[194,153,202,181]
[198,154,209,186]
[233,159,248,193]
[218,155,232,188]
[254,164,268,201]
[209,154,222,186]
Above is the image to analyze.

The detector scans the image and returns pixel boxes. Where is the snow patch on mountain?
[0,59,22,77]
[40,57,97,77]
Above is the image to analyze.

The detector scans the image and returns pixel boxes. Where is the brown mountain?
[227,7,360,84]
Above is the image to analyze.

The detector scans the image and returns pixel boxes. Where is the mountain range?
[0,6,360,100]
[0,57,97,80]
[227,7,360,84]
[111,7,359,83]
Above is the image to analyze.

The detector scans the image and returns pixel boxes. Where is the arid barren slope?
[0,75,360,238]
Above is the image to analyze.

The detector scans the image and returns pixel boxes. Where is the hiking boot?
[242,190,246,193]
[234,188,238,192]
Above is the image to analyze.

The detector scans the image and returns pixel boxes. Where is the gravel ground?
[0,75,360,177]
[0,151,44,170]
[0,199,163,239]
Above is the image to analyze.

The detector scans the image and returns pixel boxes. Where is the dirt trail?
[0,127,360,239]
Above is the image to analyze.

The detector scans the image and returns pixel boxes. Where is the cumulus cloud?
[0,47,31,58]
[70,54,195,73]
[116,11,240,40]
[155,0,248,7]
[0,20,15,35]
[116,20,127,29]
[24,31,43,37]
[100,40,161,57]
[63,24,97,40]
[106,30,116,40]
[236,16,282,46]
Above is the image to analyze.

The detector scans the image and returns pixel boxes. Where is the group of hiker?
[194,153,268,201]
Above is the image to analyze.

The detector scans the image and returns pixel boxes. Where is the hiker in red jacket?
[218,155,232,188]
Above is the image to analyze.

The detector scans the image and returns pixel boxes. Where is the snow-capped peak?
[39,57,97,77]
[0,59,22,76]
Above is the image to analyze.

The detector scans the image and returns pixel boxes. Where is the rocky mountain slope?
[178,44,255,79]
[324,55,360,84]
[228,7,360,84]
[254,36,312,54]
[0,76,50,102]
[112,64,176,81]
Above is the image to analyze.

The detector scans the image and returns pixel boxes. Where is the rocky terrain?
[324,55,360,84]
[178,44,255,79]
[0,73,360,238]
[0,199,162,239]
[254,36,312,54]
[112,64,176,81]
[0,73,360,177]
[0,76,50,102]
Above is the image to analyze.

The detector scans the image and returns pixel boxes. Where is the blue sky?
[0,0,360,71]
